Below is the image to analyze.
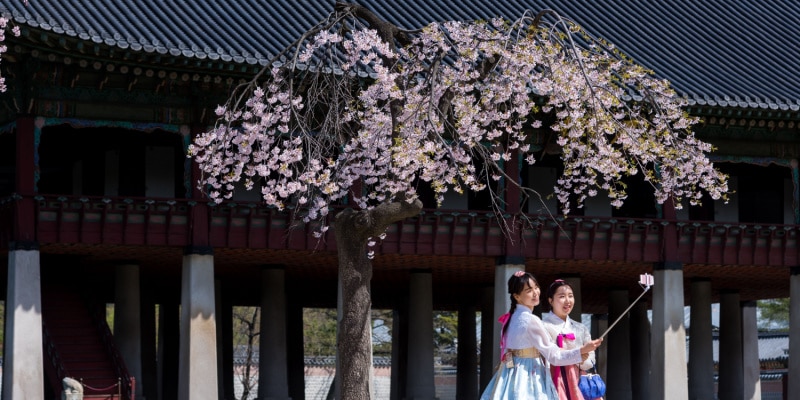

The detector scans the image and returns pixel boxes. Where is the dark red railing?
[41,321,70,399]
[524,216,800,265]
[27,194,192,246]
[91,305,136,400]
[1,193,799,266]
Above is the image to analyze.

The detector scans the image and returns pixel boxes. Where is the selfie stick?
[600,273,654,339]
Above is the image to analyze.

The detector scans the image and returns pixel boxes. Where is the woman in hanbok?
[480,271,602,400]
[542,279,598,400]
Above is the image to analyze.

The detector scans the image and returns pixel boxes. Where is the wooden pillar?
[591,314,608,379]
[258,267,291,400]
[650,261,688,400]
[479,286,494,392]
[741,301,762,400]
[218,288,235,400]
[158,302,180,400]
[406,270,436,400]
[689,278,714,400]
[178,249,218,400]
[630,302,651,400]
[493,261,521,365]
[140,285,159,400]
[287,290,306,400]
[607,289,632,400]
[215,280,225,400]
[390,300,409,400]
[718,290,744,400]
[3,243,44,399]
[455,304,478,400]
[14,115,37,241]
[115,264,143,399]
[3,115,43,399]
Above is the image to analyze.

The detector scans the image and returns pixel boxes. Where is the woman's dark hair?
[546,279,574,312]
[502,271,539,337]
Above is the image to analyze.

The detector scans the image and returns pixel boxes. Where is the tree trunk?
[334,195,423,399]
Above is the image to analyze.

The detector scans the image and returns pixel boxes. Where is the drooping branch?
[191,2,728,235]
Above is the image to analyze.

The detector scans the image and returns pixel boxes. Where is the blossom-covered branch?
[189,5,728,228]
[0,16,21,92]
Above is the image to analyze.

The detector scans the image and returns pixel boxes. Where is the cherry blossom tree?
[189,2,728,398]
[0,16,20,92]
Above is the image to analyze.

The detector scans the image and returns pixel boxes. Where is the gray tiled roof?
[2,0,799,111]
[705,333,789,363]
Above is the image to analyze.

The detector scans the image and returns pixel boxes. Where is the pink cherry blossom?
[189,8,728,229]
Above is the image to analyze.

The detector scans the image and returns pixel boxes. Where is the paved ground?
[234,374,394,400]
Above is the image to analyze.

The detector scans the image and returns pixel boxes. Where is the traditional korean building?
[0,1,798,399]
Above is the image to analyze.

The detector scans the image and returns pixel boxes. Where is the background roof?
[709,333,789,363]
[2,0,799,111]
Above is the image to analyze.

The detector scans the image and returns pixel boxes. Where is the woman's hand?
[580,338,603,354]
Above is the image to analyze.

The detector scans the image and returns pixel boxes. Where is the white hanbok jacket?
[542,311,595,370]
[504,307,582,366]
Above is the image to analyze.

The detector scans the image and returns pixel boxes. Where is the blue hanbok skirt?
[480,348,559,400]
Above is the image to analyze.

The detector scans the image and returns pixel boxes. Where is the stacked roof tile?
[1,0,799,111]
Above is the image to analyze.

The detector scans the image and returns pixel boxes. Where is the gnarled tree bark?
[334,194,423,399]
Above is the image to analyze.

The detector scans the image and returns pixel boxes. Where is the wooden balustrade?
[2,194,799,266]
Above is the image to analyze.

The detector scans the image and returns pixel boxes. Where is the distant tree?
[434,312,459,365]
[233,306,260,400]
[190,3,729,398]
[106,303,115,330]
[304,308,394,357]
[371,309,393,356]
[302,309,463,361]
[304,308,339,356]
[758,298,789,332]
